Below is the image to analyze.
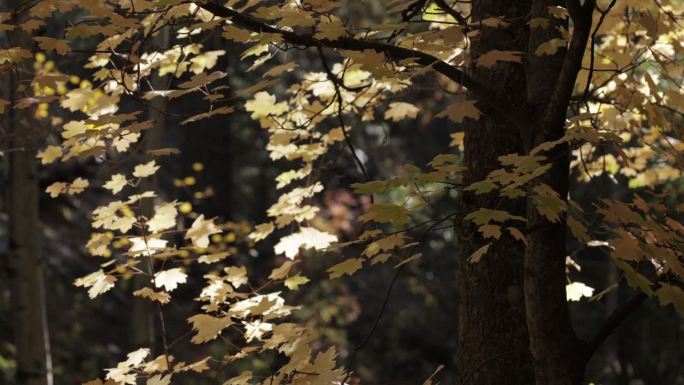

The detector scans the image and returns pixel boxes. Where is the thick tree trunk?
[5,6,53,384]
[456,2,534,384]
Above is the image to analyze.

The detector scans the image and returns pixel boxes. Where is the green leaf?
[656,284,684,316]
[465,179,497,195]
[359,203,411,225]
[284,274,310,290]
[352,180,387,194]
[465,208,525,226]
[328,258,364,278]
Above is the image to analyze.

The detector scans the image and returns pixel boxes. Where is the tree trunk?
[5,5,53,384]
[456,2,534,384]
[132,25,170,349]
[522,1,596,384]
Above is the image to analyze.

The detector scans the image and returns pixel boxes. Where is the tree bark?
[5,4,53,384]
[522,1,596,384]
[456,2,534,384]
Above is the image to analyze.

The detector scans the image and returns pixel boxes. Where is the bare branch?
[584,290,649,360]
[432,0,470,31]
[582,0,618,101]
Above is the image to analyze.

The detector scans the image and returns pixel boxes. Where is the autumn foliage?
[2,0,684,384]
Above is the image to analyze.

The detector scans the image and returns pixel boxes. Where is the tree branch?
[432,0,470,32]
[584,290,648,360]
[198,1,527,131]
[540,0,596,130]
[582,0,618,101]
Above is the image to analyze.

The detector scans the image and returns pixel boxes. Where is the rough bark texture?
[5,5,53,384]
[523,1,596,384]
[456,2,534,384]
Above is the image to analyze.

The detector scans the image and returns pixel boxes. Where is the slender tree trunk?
[132,25,170,349]
[5,4,53,384]
[522,1,596,384]
[456,2,534,384]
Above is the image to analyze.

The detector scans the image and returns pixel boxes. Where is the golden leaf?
[273,227,337,259]
[284,274,310,290]
[185,215,221,248]
[475,50,523,68]
[468,243,491,263]
[34,36,70,54]
[384,102,420,122]
[103,174,128,194]
[133,287,171,304]
[359,203,410,225]
[133,161,160,178]
[147,202,178,233]
[435,100,482,123]
[327,258,363,278]
[187,314,232,343]
[37,145,63,164]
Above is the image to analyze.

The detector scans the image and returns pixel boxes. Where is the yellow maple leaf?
[133,160,160,178]
[74,269,117,299]
[103,174,128,194]
[198,251,231,264]
[384,102,420,122]
[359,203,410,225]
[269,260,298,280]
[327,258,364,278]
[37,145,63,164]
[45,177,89,198]
[224,266,247,288]
[147,202,177,233]
[34,36,70,55]
[422,364,445,385]
[314,16,346,40]
[284,274,310,290]
[656,284,684,315]
[86,233,112,257]
[133,287,170,304]
[243,319,272,342]
[187,314,232,343]
[273,227,337,259]
[468,243,491,263]
[249,222,274,242]
[128,237,168,257]
[478,224,502,239]
[263,61,298,78]
[154,268,187,292]
[180,106,234,125]
[185,215,221,248]
[61,88,95,112]
[475,50,523,68]
[535,38,567,56]
[244,91,287,119]
[435,100,482,123]
[304,347,344,385]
